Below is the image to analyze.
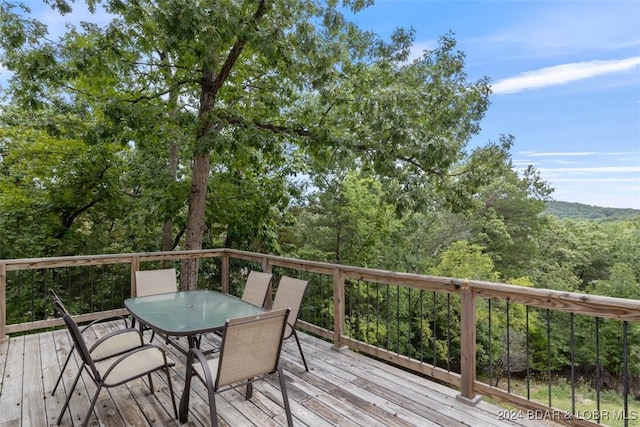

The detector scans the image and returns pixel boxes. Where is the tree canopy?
[1,0,637,296]
[2,0,639,404]
[1,0,519,288]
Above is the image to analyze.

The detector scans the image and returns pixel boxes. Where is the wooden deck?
[0,320,541,427]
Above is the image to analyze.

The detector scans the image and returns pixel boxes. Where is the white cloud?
[520,151,599,157]
[540,166,640,174]
[492,57,640,94]
[484,2,640,58]
[550,177,640,183]
[408,41,437,62]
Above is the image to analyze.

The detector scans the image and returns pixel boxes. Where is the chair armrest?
[186,348,217,389]
[80,315,129,334]
[90,328,144,361]
[98,344,174,386]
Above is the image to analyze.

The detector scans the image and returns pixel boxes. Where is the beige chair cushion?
[272,276,308,336]
[94,346,171,386]
[90,330,143,361]
[216,310,285,387]
[240,271,272,307]
[193,357,220,381]
[135,268,177,297]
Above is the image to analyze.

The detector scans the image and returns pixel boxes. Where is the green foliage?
[430,240,499,281]
[590,263,640,299]
[286,171,400,266]
[545,201,640,221]
[470,163,552,278]
[476,277,543,383]
[1,0,638,401]
[429,242,498,370]
[0,108,126,257]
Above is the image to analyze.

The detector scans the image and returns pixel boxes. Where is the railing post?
[332,268,347,351]
[457,281,481,405]
[221,252,230,294]
[0,263,6,342]
[131,256,140,297]
[263,257,273,307]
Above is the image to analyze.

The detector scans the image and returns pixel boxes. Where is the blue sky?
[2,1,639,209]
[348,0,640,209]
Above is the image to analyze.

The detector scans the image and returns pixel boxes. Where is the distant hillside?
[544,201,640,220]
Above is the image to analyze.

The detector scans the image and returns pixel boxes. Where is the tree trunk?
[162,139,178,253]
[181,150,210,290]
[181,70,216,290]
[179,1,267,290]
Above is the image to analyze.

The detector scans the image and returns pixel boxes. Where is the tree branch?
[57,197,102,238]
[394,154,442,176]
[172,226,186,250]
[210,0,268,96]
[218,111,313,139]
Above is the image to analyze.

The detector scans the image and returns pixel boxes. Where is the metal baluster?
[376,283,380,347]
[623,321,629,427]
[547,309,552,408]
[570,312,575,416]
[419,289,424,363]
[506,301,511,393]
[396,285,400,354]
[408,287,412,358]
[526,306,530,400]
[432,291,437,367]
[447,293,451,372]
[595,317,601,424]
[489,299,493,386]
[386,284,390,350]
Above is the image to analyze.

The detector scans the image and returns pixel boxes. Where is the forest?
[545,201,640,221]
[1,0,639,407]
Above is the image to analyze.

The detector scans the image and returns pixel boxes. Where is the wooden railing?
[1,249,638,427]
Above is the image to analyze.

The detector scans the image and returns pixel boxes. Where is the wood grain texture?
[0,322,549,427]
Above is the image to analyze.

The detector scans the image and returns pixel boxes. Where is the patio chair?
[240,270,273,307]
[133,267,178,341]
[179,308,294,427]
[209,270,272,345]
[50,289,132,396]
[52,289,178,427]
[272,276,310,371]
[135,267,178,297]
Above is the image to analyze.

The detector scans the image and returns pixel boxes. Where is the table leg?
[179,376,191,423]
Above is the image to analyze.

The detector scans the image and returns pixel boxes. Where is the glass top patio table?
[124,290,266,338]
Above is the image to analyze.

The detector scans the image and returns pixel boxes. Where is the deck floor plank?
[21,334,47,427]
[52,327,121,427]
[1,322,545,427]
[0,335,24,427]
[40,330,66,425]
[279,342,441,427]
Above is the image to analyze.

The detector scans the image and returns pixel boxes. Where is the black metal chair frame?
[179,308,294,427]
[50,289,178,426]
